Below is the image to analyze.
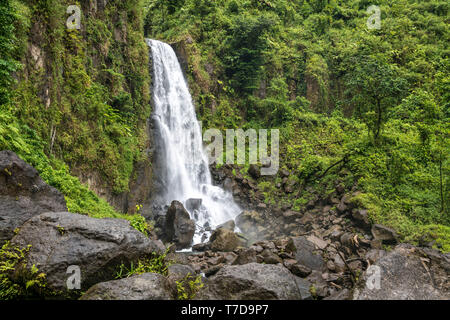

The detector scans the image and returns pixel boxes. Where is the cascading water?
[147,39,241,245]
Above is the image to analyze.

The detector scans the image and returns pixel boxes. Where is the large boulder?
[0,150,67,244]
[209,228,242,252]
[291,236,325,272]
[165,201,196,250]
[354,244,450,300]
[196,263,305,300]
[10,211,165,292]
[80,273,176,300]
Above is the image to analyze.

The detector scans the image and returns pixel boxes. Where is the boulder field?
[0,151,448,300]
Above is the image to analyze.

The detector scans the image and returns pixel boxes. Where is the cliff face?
[12,0,154,214]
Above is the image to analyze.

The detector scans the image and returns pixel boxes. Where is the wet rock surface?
[164,200,196,250]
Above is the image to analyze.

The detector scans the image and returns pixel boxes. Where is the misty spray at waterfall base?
[147,39,241,246]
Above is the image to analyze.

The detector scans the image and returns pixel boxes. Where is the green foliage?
[0,242,51,300]
[222,13,275,93]
[176,274,204,300]
[146,0,449,251]
[115,247,172,279]
[10,0,151,195]
[0,0,21,105]
[345,56,407,142]
[0,106,151,235]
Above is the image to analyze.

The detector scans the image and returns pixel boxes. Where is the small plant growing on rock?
[0,242,53,299]
[115,247,172,279]
[176,274,204,300]
[129,214,152,237]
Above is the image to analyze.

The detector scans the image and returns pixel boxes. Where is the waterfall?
[146,39,241,244]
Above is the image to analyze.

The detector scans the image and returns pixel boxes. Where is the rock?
[365,249,387,264]
[10,212,164,292]
[340,233,357,249]
[323,289,351,300]
[292,237,325,272]
[283,260,312,278]
[204,265,223,277]
[261,249,283,264]
[216,220,235,231]
[196,263,303,300]
[167,264,196,283]
[248,164,261,179]
[336,201,347,214]
[326,260,336,272]
[257,203,267,210]
[352,209,371,229]
[279,169,290,178]
[80,273,176,300]
[283,210,302,223]
[294,277,313,300]
[232,248,258,265]
[185,198,202,212]
[307,270,329,298]
[165,201,196,250]
[354,244,449,300]
[371,224,398,244]
[306,235,328,250]
[209,228,241,252]
[299,212,314,225]
[0,150,68,244]
[333,253,346,273]
[192,242,210,252]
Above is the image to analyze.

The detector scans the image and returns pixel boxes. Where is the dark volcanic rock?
[80,273,176,300]
[165,201,196,250]
[196,263,303,300]
[248,164,261,179]
[10,212,164,292]
[291,236,325,272]
[167,264,196,283]
[0,150,67,244]
[354,244,449,300]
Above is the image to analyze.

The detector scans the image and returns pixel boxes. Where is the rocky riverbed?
[0,151,449,300]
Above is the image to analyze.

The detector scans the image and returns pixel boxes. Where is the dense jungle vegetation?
[0,0,449,251]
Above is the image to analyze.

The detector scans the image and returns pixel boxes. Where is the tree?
[223,13,275,94]
[345,56,407,142]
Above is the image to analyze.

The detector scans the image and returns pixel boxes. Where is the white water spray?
[147,39,241,244]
